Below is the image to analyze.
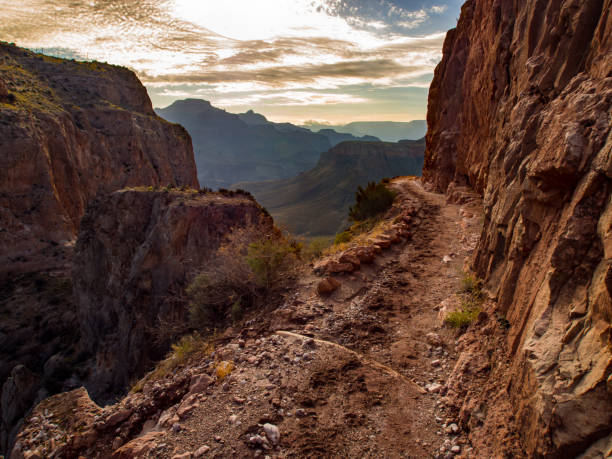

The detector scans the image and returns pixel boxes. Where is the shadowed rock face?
[423,0,611,456]
[0,42,199,454]
[73,189,270,402]
[0,42,199,277]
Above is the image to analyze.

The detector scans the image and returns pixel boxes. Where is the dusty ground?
[156,178,484,458]
[12,178,486,459]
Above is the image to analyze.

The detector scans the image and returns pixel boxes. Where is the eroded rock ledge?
[423,0,612,456]
[74,189,272,402]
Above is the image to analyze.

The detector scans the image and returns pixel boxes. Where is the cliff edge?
[0,42,199,276]
[423,0,612,456]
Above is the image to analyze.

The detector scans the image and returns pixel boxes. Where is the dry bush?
[187,223,299,331]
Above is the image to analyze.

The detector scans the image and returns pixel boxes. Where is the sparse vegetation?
[445,300,481,329]
[446,272,484,329]
[187,223,298,331]
[215,360,234,380]
[460,272,482,297]
[348,181,397,222]
[303,236,331,260]
[131,332,212,391]
[334,230,353,245]
[333,180,398,245]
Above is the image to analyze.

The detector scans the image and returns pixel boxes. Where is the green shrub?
[334,230,353,245]
[445,304,481,328]
[246,237,298,288]
[187,224,297,331]
[348,181,397,222]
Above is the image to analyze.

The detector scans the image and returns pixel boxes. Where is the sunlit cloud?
[1,0,462,122]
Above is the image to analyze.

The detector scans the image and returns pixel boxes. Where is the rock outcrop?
[74,189,271,402]
[0,42,199,454]
[423,0,612,456]
[0,42,198,277]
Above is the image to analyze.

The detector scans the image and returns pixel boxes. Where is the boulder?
[317,278,341,296]
[338,253,361,268]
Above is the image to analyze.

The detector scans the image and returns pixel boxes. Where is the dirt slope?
[12,178,490,459]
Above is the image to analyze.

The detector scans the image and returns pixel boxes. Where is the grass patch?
[131,333,212,392]
[445,300,481,329]
[446,272,484,329]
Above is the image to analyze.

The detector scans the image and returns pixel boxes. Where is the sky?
[0,0,463,124]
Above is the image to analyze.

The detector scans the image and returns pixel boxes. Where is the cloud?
[141,59,423,88]
[1,0,460,121]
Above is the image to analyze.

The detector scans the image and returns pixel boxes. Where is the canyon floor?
[14,178,491,459]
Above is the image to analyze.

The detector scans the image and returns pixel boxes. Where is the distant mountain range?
[155,100,378,188]
[238,138,426,237]
[303,120,427,142]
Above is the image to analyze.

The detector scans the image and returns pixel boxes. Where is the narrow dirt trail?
[118,177,484,458]
[262,177,483,457]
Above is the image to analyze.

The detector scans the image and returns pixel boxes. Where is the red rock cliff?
[424,0,611,456]
[0,43,199,275]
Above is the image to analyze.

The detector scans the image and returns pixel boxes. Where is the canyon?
[2,0,612,457]
[155,99,379,189]
[243,139,425,236]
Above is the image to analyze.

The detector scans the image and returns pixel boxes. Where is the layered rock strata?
[424,0,612,456]
[0,42,198,276]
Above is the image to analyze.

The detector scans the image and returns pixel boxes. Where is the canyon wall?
[0,42,199,276]
[0,42,199,453]
[74,189,271,402]
[423,0,612,456]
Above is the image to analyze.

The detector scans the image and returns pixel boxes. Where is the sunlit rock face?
[424,0,612,456]
[0,42,199,277]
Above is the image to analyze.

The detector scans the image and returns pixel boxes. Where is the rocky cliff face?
[423,0,612,456]
[0,42,199,276]
[74,189,270,402]
[0,42,199,454]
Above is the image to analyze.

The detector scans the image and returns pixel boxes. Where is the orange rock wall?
[424,0,612,455]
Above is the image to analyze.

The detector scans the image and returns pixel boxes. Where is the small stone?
[263,423,280,445]
[451,445,461,453]
[214,435,222,442]
[426,383,443,393]
[426,332,443,346]
[229,415,238,425]
[172,423,181,433]
[193,445,210,457]
[171,453,192,459]
[295,408,307,417]
[449,423,459,434]
[432,359,441,367]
